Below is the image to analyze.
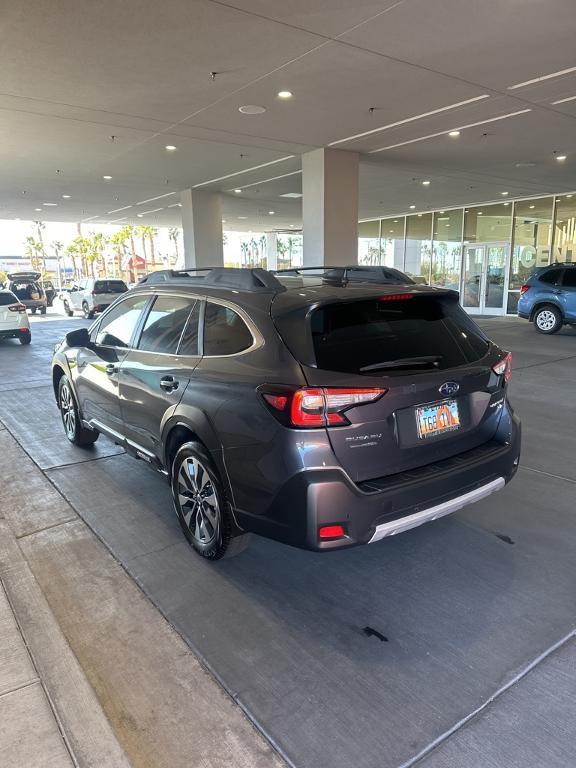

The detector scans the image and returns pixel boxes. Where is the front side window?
[96,295,149,348]
[204,302,253,356]
[138,295,197,355]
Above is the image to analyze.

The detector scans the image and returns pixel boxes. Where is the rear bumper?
[234,412,521,551]
[0,328,30,340]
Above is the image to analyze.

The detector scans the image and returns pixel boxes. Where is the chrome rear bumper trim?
[369,477,505,543]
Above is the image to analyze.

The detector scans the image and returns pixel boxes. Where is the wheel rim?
[176,458,219,545]
[60,384,76,440]
[83,305,89,317]
[537,310,556,331]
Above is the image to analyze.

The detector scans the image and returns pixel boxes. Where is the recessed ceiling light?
[529,204,535,209]
[409,205,416,209]
[393,219,398,222]
[279,192,303,199]
[389,229,394,232]
[222,219,227,223]
[567,194,573,198]
[278,91,292,99]
[439,210,445,214]
[43,202,57,206]
[34,208,42,211]
[504,202,510,206]
[103,175,112,180]
[137,213,143,218]
[238,105,266,115]
[165,145,177,151]
[555,154,567,161]
[268,211,275,215]
[448,130,461,137]
[62,194,71,199]
[417,213,423,217]
[422,180,431,186]
[501,191,509,196]
[234,188,242,194]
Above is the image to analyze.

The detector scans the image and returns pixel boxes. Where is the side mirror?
[65,327,92,348]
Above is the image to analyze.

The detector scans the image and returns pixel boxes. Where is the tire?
[534,305,562,334]
[58,375,99,447]
[19,331,31,345]
[40,306,47,315]
[31,308,37,315]
[171,441,251,560]
[82,302,94,319]
[63,301,74,317]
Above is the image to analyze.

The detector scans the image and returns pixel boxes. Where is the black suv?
[52,268,520,559]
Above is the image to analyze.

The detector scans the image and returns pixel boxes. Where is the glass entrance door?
[462,243,509,314]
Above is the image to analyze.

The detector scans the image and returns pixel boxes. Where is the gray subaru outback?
[51,268,520,559]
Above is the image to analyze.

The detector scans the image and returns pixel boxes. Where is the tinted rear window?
[94,280,128,294]
[309,296,489,374]
[538,268,563,285]
[0,292,18,306]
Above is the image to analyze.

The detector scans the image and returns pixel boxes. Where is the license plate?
[416,399,460,439]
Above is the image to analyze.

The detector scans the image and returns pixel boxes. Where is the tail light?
[262,387,386,428]
[319,525,346,540]
[492,352,512,382]
[91,290,96,295]
[520,284,531,294]
[8,303,26,313]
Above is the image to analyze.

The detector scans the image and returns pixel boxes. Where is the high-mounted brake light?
[520,284,531,294]
[261,386,386,428]
[492,352,512,382]
[378,293,414,301]
[7,303,26,313]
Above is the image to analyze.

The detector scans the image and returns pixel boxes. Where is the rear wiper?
[360,356,443,372]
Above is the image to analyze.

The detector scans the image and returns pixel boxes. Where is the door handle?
[159,376,179,392]
[105,364,118,375]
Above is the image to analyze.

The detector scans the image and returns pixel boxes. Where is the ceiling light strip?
[193,156,295,188]
[552,95,576,105]
[508,65,576,90]
[139,207,164,215]
[82,215,100,222]
[108,217,128,223]
[229,170,302,193]
[136,192,176,206]
[328,95,490,147]
[370,109,532,153]
[107,205,133,214]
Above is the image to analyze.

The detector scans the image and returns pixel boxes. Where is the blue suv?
[517,263,576,334]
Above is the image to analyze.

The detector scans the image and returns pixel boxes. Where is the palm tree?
[110,229,128,278]
[65,242,80,282]
[168,227,180,264]
[34,221,47,276]
[240,241,249,267]
[51,241,64,288]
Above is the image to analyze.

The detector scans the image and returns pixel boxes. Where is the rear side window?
[562,269,576,287]
[138,296,196,355]
[204,303,253,356]
[309,296,489,374]
[0,292,18,305]
[539,268,563,285]
[94,280,128,294]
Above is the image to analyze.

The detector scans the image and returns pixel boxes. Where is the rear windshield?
[94,280,128,294]
[0,292,18,306]
[309,296,489,374]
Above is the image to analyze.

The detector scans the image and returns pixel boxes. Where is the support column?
[180,189,224,269]
[265,232,278,270]
[302,148,359,267]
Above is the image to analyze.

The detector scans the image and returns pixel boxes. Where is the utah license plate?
[416,399,460,439]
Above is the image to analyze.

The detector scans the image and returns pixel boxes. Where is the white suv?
[0,290,31,344]
[62,278,128,319]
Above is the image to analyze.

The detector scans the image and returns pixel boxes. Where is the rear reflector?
[319,525,346,540]
[520,284,531,294]
[378,293,414,301]
[262,393,289,411]
[492,351,512,382]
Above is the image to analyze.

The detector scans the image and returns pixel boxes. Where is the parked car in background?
[0,289,31,344]
[62,278,128,318]
[517,262,576,333]
[6,272,47,314]
[52,267,519,561]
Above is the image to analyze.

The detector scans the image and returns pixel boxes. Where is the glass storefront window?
[405,213,432,283]
[464,203,512,243]
[432,209,463,290]
[552,195,576,264]
[379,217,405,270]
[358,220,380,265]
[508,197,553,312]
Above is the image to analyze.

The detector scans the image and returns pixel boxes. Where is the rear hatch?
[273,289,509,483]
[0,292,24,328]
[93,279,128,305]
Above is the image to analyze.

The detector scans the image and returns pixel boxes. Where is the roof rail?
[138,267,286,292]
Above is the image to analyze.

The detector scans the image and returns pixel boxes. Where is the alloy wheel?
[60,383,76,440]
[176,458,219,545]
[536,309,556,331]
